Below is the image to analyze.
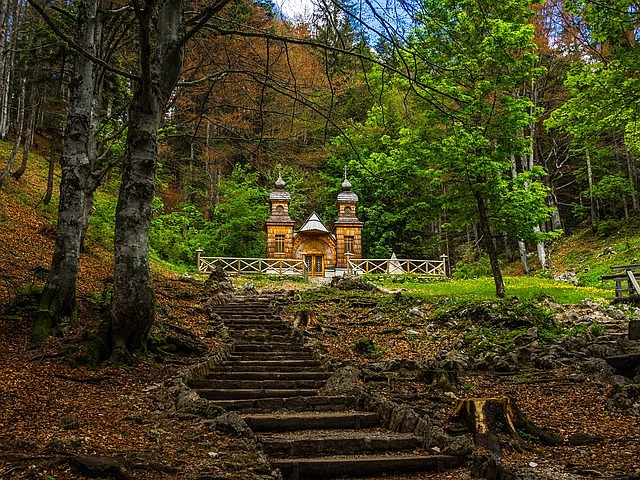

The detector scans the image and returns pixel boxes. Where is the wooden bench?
[602,264,640,301]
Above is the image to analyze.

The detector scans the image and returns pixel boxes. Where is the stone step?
[214,309,282,322]
[220,359,323,369]
[243,412,380,432]
[214,365,326,373]
[232,343,308,353]
[196,388,319,400]
[189,378,327,390]
[260,430,421,457]
[271,454,465,479]
[205,371,333,381]
[205,395,356,413]
[228,353,315,361]
[232,333,294,342]
[223,321,290,329]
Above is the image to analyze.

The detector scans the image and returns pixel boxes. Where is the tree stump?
[449,397,561,456]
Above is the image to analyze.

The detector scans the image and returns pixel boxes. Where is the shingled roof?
[298,212,330,233]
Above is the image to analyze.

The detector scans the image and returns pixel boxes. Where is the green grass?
[369,275,611,305]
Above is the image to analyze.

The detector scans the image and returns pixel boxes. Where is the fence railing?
[197,250,449,278]
[348,256,448,276]
[197,252,308,278]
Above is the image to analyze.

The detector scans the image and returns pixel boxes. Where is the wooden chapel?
[265,170,363,277]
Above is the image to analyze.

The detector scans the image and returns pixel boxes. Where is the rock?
[494,353,518,372]
[439,351,470,371]
[513,344,535,364]
[585,343,609,359]
[609,374,634,387]
[59,414,80,430]
[407,307,424,318]
[206,412,255,441]
[555,270,579,285]
[470,451,513,480]
[442,435,474,456]
[204,266,233,292]
[330,275,379,291]
[513,327,539,346]
[606,383,640,415]
[533,354,559,370]
[583,358,615,383]
[322,366,361,394]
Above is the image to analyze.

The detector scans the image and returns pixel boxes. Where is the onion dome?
[337,169,358,203]
[270,171,291,201]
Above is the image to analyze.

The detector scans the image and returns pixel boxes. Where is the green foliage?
[451,246,493,280]
[149,164,269,266]
[87,195,118,245]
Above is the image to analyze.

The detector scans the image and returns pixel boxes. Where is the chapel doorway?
[304,254,324,277]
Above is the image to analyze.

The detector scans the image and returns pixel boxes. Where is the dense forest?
[0,0,639,358]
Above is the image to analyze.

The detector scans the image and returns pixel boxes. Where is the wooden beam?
[626,270,640,296]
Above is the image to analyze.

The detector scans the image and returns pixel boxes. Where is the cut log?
[449,397,561,456]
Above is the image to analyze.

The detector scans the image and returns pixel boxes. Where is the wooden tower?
[332,169,363,268]
[265,169,295,258]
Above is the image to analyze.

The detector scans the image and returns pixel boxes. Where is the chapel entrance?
[304,254,324,277]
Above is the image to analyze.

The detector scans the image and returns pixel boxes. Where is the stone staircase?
[192,295,464,479]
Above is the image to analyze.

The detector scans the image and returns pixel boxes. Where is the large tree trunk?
[110,103,160,359]
[32,0,98,343]
[109,0,183,360]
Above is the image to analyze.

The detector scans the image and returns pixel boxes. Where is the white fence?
[347,256,448,276]
[197,253,307,277]
[197,250,449,278]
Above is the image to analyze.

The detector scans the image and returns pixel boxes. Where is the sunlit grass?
[370,275,611,305]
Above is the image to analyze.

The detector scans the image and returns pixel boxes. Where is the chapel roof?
[298,212,330,233]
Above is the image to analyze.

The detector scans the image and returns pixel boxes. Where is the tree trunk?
[586,150,597,227]
[0,76,26,187]
[12,92,37,180]
[625,147,639,213]
[43,154,55,205]
[534,226,547,269]
[0,0,19,139]
[110,103,159,359]
[476,193,505,298]
[548,193,562,231]
[450,397,562,456]
[32,0,98,343]
[110,0,184,360]
[518,240,529,274]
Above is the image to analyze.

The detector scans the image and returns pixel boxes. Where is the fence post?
[196,248,202,272]
[440,254,449,277]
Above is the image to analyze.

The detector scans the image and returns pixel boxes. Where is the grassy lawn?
[368,275,612,305]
